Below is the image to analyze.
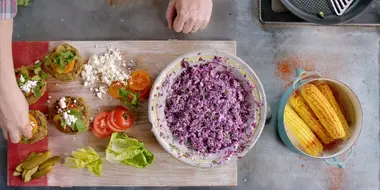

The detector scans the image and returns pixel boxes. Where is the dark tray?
[259,0,380,26]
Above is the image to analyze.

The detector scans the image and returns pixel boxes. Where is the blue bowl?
[277,68,363,168]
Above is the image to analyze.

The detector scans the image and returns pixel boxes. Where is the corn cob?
[301,84,345,139]
[316,83,350,140]
[284,105,323,156]
[289,93,333,144]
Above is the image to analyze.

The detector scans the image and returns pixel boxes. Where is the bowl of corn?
[277,68,363,168]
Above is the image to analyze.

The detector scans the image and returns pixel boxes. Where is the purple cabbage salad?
[164,57,254,154]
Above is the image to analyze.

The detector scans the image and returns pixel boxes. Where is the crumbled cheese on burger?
[20,80,38,94]
[19,75,25,83]
[58,97,67,109]
[63,111,77,126]
[81,48,130,86]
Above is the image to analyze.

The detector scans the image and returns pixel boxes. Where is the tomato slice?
[92,112,113,138]
[92,129,108,138]
[107,110,125,132]
[138,84,152,100]
[124,84,152,101]
[128,70,151,91]
[112,107,134,130]
[108,81,125,99]
[51,60,75,74]
[28,114,39,135]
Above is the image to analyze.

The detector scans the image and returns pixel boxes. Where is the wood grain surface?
[15,41,237,187]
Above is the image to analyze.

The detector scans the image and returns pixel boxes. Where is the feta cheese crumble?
[20,80,38,94]
[81,48,130,86]
[58,97,67,109]
[63,111,77,126]
[20,75,25,83]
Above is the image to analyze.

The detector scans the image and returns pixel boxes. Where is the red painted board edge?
[7,41,49,186]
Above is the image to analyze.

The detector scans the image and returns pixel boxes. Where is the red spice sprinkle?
[328,167,344,190]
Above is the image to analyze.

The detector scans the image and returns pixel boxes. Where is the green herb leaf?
[68,109,87,132]
[71,118,87,132]
[35,60,42,67]
[31,75,41,81]
[17,0,31,6]
[33,83,41,98]
[20,66,29,79]
[41,72,48,79]
[44,55,51,66]
[17,80,24,87]
[60,117,67,129]
[118,88,139,108]
[34,66,41,75]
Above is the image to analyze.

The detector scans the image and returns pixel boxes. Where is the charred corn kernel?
[284,105,323,156]
[301,84,345,139]
[289,93,333,144]
[317,83,350,140]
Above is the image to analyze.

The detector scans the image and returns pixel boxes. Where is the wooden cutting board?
[8,41,237,187]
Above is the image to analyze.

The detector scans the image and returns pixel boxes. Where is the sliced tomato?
[124,83,152,101]
[128,70,151,91]
[108,81,125,99]
[28,114,39,135]
[92,112,113,138]
[51,60,75,74]
[112,107,134,130]
[107,110,125,132]
[137,84,152,100]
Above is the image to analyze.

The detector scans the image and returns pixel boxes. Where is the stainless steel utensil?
[331,0,353,15]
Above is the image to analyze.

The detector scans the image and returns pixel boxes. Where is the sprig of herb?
[118,88,139,108]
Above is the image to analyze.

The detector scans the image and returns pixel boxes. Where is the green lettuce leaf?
[17,0,31,6]
[63,147,103,176]
[106,133,154,168]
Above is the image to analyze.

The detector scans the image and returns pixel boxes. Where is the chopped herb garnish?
[34,66,41,75]
[71,118,86,132]
[67,109,87,132]
[31,75,41,81]
[35,61,42,67]
[50,48,76,72]
[33,83,41,98]
[60,117,67,129]
[41,72,48,79]
[118,88,139,108]
[20,66,29,79]
[44,55,51,66]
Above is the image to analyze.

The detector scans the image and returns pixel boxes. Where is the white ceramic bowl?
[148,51,267,168]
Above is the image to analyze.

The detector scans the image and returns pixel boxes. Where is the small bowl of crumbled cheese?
[149,51,268,168]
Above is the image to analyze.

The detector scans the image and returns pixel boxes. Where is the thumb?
[165,0,176,29]
[8,128,21,144]
[20,122,33,139]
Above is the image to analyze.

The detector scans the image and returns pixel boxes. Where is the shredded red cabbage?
[165,58,252,153]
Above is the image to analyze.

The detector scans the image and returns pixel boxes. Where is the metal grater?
[330,0,354,15]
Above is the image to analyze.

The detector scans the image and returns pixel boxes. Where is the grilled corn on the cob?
[289,93,333,144]
[301,84,345,139]
[284,105,323,156]
[317,83,350,140]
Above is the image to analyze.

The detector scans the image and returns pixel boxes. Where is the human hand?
[166,0,213,34]
[0,83,31,143]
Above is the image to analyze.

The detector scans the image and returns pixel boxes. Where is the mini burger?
[20,110,48,144]
[49,96,90,134]
[44,43,83,82]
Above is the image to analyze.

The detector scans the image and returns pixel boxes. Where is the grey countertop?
[2,0,379,190]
